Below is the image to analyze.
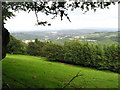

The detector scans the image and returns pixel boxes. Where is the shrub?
[42,42,64,61]
[7,35,26,54]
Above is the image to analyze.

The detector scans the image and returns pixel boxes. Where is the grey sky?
[4,4,118,32]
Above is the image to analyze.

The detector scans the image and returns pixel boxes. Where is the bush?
[42,42,64,61]
[63,41,119,72]
[26,39,45,56]
[7,35,26,54]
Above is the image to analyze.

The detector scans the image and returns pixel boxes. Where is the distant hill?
[11,29,118,44]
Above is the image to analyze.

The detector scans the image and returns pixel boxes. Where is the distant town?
[12,29,118,44]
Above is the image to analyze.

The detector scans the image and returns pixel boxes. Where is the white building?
[74,36,80,39]
[81,36,86,39]
[22,40,35,44]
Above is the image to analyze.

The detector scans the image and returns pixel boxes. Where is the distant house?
[81,36,86,39]
[74,36,80,39]
[51,32,57,34]
[87,40,97,42]
[57,37,63,40]
[22,40,35,44]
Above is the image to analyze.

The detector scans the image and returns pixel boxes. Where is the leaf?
[94,9,96,12]
[48,23,51,26]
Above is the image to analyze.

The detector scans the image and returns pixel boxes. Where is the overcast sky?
[4,4,118,32]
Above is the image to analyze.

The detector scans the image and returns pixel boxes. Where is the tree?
[7,35,26,54]
[2,24,10,59]
[26,39,45,56]
[1,1,119,59]
[42,42,64,60]
[26,42,38,56]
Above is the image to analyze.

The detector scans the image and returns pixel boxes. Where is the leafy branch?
[2,1,119,25]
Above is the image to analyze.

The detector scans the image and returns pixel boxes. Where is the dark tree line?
[7,36,119,73]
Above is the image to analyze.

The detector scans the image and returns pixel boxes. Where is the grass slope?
[2,54,119,88]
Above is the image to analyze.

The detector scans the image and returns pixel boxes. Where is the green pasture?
[2,54,119,88]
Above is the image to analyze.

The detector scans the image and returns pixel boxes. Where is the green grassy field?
[2,54,119,88]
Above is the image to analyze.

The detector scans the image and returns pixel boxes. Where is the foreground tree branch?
[63,71,83,88]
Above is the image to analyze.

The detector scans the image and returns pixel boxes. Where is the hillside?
[2,54,119,88]
[11,30,118,44]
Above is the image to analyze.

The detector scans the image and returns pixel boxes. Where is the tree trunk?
[2,24,10,59]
